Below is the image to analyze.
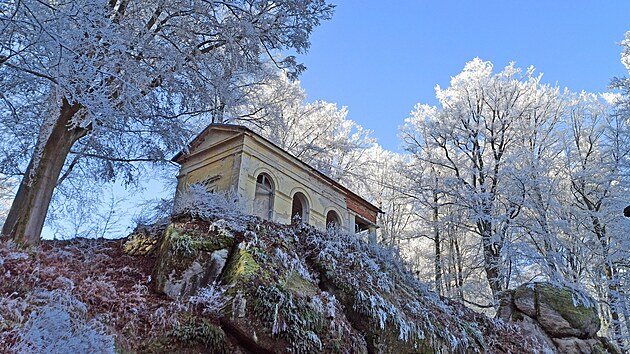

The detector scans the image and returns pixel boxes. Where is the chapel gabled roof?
[173,123,383,216]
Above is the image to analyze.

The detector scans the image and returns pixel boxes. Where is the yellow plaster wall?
[175,134,244,195]
[195,129,237,151]
[237,135,350,231]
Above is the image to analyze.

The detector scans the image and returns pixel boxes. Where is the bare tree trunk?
[605,263,626,351]
[433,190,443,296]
[478,219,504,302]
[445,239,454,297]
[453,236,464,300]
[2,98,86,246]
[620,294,630,349]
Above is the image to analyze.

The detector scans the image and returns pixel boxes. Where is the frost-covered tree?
[560,93,630,348]
[611,31,630,115]
[499,82,568,284]
[399,139,464,299]
[234,75,374,184]
[0,0,334,245]
[0,175,15,228]
[361,146,416,247]
[401,56,630,334]
[401,59,567,301]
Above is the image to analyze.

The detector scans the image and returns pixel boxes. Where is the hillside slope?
[0,211,544,353]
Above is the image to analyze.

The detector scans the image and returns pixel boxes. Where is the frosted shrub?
[0,297,28,326]
[173,185,245,219]
[171,234,197,257]
[13,304,115,354]
[13,291,115,354]
[0,240,29,267]
[173,185,252,231]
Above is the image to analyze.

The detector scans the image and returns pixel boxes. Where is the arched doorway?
[254,173,274,220]
[326,210,341,230]
[291,192,309,223]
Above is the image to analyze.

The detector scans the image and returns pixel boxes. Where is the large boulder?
[500,282,620,354]
[535,284,600,338]
[512,283,599,338]
[152,221,233,299]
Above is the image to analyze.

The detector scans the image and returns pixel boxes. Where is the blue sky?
[295,1,630,152]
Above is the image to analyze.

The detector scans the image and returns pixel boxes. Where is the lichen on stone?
[535,283,599,335]
[222,246,260,286]
[122,224,163,256]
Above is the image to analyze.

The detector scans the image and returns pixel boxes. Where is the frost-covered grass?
[0,238,178,353]
[298,225,453,347]
[189,283,231,317]
[13,290,115,354]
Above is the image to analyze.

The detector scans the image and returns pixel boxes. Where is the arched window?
[326,210,341,230]
[291,192,309,223]
[254,173,274,220]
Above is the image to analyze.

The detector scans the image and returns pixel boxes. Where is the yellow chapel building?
[172,124,381,238]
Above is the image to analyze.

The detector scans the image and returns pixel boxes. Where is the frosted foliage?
[622,31,630,72]
[322,292,337,319]
[14,305,115,354]
[401,57,570,298]
[0,177,14,224]
[13,291,114,354]
[0,0,334,226]
[0,247,28,266]
[173,184,246,219]
[1,0,334,126]
[600,92,622,105]
[274,247,315,282]
[304,227,453,345]
[235,75,374,184]
[399,56,630,349]
[310,295,324,313]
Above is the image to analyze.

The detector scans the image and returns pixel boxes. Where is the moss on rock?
[160,314,231,354]
[122,232,159,256]
[148,217,547,353]
[502,282,614,354]
[535,283,599,337]
[222,247,260,286]
[281,271,319,297]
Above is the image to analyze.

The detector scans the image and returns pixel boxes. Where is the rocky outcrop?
[150,215,544,353]
[499,282,620,354]
[152,222,232,299]
[122,223,165,256]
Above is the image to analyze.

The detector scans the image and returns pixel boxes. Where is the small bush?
[12,291,115,354]
[173,185,245,220]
